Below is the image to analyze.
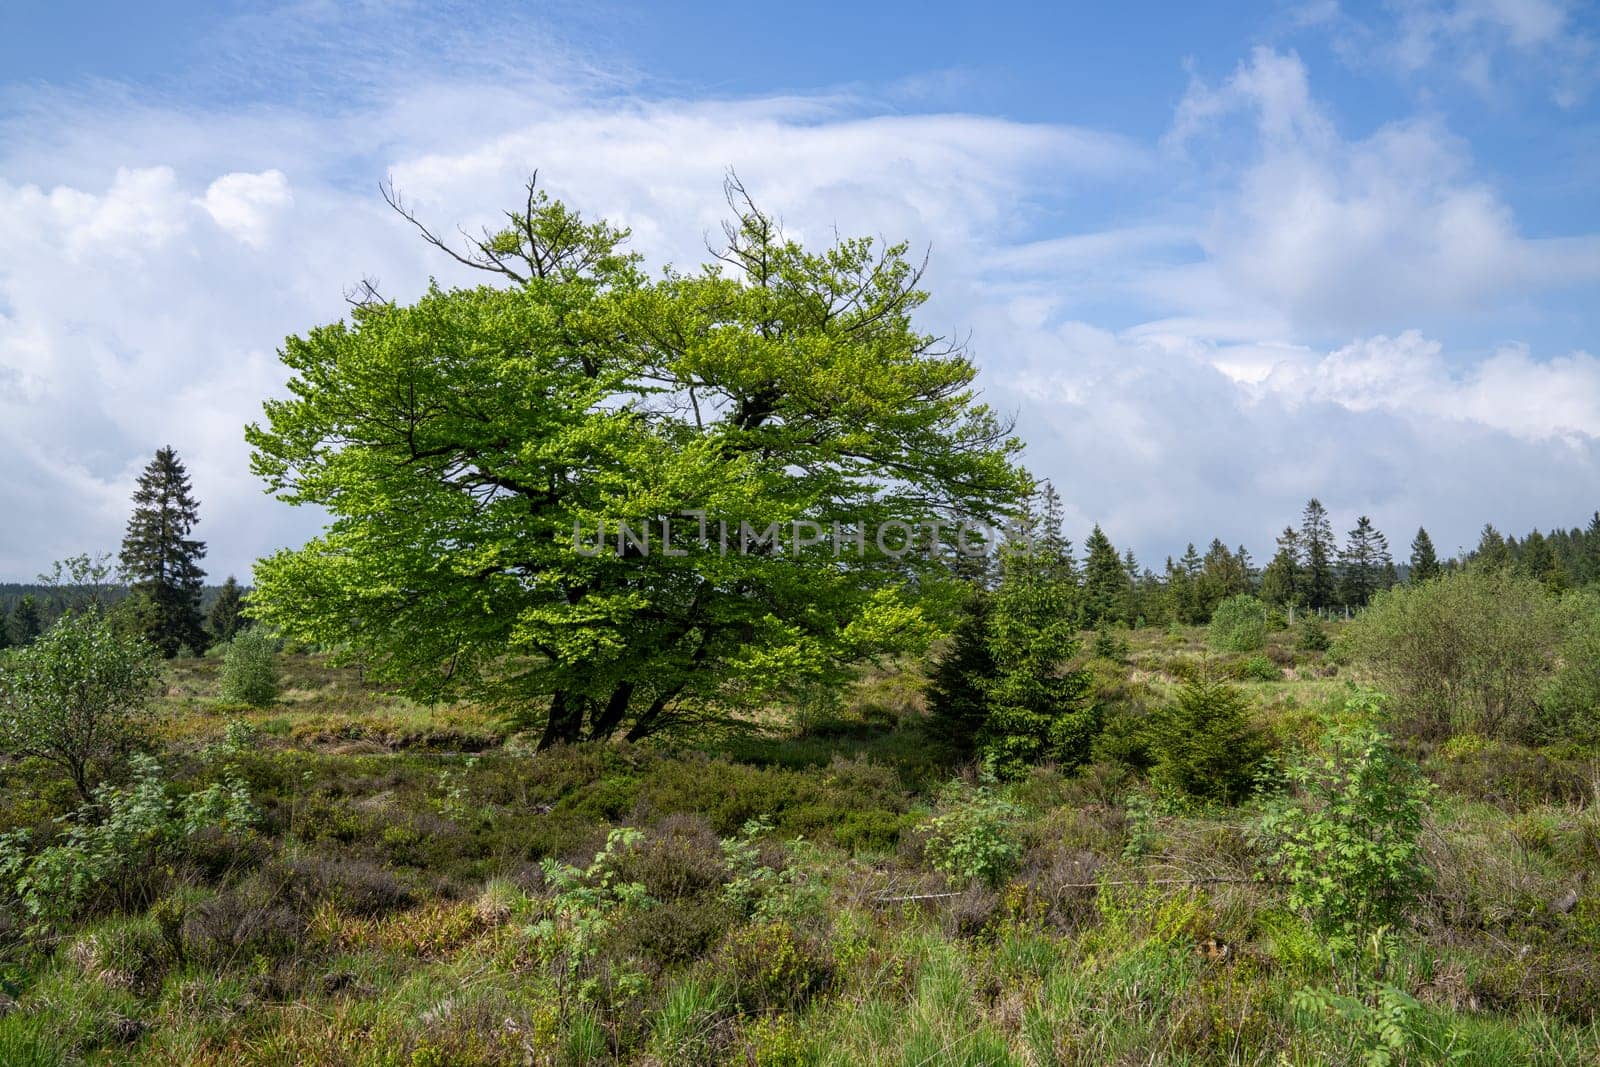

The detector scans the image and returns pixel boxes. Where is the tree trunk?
[587,681,636,741]
[624,684,686,742]
[537,690,584,751]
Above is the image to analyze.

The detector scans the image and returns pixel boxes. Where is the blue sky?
[1,0,1597,577]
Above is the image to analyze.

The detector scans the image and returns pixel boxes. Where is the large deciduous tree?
[120,446,208,656]
[247,178,1027,748]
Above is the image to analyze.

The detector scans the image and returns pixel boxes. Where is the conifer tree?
[1519,529,1568,593]
[1198,538,1249,619]
[0,606,10,651]
[9,595,43,647]
[119,446,208,657]
[1474,524,1510,572]
[1081,524,1126,628]
[926,588,995,762]
[208,576,248,642]
[1259,526,1302,608]
[1337,516,1390,609]
[1409,527,1440,583]
[1120,547,1143,625]
[1300,499,1336,611]
[1168,545,1206,624]
[978,489,1096,777]
[1582,512,1600,585]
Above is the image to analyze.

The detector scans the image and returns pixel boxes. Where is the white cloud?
[1167,47,1600,334]
[200,170,293,248]
[0,33,1595,579]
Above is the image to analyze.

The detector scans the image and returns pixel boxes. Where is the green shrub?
[0,610,160,802]
[917,776,1024,888]
[1341,568,1564,741]
[1235,655,1281,682]
[1092,626,1130,664]
[714,919,835,1014]
[1295,615,1331,652]
[1208,595,1268,652]
[0,754,256,924]
[1150,676,1267,804]
[219,629,280,707]
[1538,589,1600,741]
[1260,706,1431,945]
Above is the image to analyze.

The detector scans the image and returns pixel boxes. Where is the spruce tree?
[119,446,208,657]
[978,491,1096,778]
[1409,527,1440,583]
[1474,524,1510,572]
[1197,538,1250,620]
[1169,545,1205,624]
[1300,499,1336,611]
[1337,516,1390,609]
[208,576,247,642]
[926,588,995,763]
[1519,530,1568,593]
[1582,512,1600,585]
[1259,526,1302,608]
[1081,524,1126,628]
[9,595,43,647]
[1120,547,1143,625]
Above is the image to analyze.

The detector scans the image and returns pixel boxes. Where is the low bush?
[1261,708,1432,945]
[917,776,1024,888]
[1208,595,1268,652]
[219,630,280,707]
[0,755,256,925]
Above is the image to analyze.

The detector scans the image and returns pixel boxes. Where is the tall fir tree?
[1081,524,1126,628]
[1409,527,1440,582]
[207,576,248,642]
[120,446,208,657]
[9,595,43,647]
[1337,516,1390,608]
[1582,512,1600,585]
[926,587,995,763]
[1198,538,1249,618]
[1300,498,1336,611]
[1474,523,1510,572]
[1258,526,1302,608]
[978,489,1096,777]
[1120,547,1143,626]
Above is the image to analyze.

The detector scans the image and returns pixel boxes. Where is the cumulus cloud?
[1166,48,1600,334]
[0,24,1595,578]
[200,170,293,248]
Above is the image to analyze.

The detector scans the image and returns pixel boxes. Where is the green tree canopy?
[247,178,1027,748]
